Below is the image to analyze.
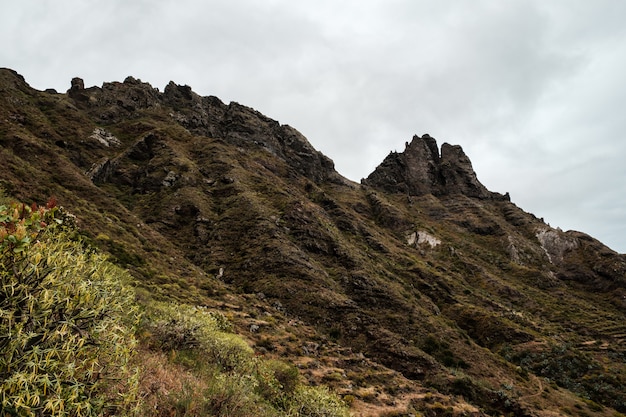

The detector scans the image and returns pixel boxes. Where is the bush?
[198,373,276,417]
[143,302,253,374]
[0,201,140,416]
[141,302,349,417]
[287,385,350,417]
[255,359,300,408]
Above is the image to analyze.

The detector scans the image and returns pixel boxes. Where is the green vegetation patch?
[509,344,626,412]
[140,301,350,416]
[0,200,140,416]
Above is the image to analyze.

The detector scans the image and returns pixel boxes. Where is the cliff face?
[363,134,509,200]
[66,74,338,184]
[2,68,626,416]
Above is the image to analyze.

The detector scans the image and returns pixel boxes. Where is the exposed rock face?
[536,228,578,264]
[63,76,337,184]
[406,230,441,248]
[363,134,509,200]
[163,88,337,183]
[70,77,84,91]
[89,128,120,147]
[67,77,89,101]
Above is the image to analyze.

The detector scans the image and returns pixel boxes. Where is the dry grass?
[137,349,204,416]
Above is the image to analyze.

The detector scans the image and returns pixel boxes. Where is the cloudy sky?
[2,0,625,253]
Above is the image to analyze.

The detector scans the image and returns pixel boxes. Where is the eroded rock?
[536,228,578,264]
[89,128,121,147]
[406,230,441,248]
[363,134,509,200]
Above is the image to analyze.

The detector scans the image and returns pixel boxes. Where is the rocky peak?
[363,134,509,200]
[61,75,338,184]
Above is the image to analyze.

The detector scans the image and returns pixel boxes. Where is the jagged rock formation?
[66,75,337,184]
[2,67,626,416]
[363,134,509,200]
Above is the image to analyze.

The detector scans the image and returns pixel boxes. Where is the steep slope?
[2,68,626,416]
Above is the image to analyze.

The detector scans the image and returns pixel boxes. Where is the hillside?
[1,67,626,416]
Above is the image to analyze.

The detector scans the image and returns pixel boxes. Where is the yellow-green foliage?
[0,201,140,416]
[142,302,350,417]
[144,302,253,374]
[256,359,300,407]
[286,386,351,417]
[1,200,349,417]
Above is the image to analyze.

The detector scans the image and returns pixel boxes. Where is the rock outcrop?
[363,134,509,200]
[64,76,338,184]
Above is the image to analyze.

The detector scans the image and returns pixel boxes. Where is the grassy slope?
[2,68,626,416]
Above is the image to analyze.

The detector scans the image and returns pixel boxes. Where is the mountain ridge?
[2,67,626,416]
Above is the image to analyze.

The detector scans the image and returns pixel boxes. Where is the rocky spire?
[362,134,509,200]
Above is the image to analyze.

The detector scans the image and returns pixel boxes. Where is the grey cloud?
[1,0,625,252]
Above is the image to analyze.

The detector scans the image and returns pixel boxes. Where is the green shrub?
[268,360,300,395]
[143,302,253,373]
[198,373,276,417]
[142,302,349,417]
[255,359,300,408]
[287,385,350,417]
[0,201,140,416]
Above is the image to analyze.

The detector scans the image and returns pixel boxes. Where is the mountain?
[2,67,626,416]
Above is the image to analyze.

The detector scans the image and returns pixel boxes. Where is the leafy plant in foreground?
[0,200,140,416]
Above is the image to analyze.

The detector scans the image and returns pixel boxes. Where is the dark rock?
[363,134,509,200]
[0,67,28,87]
[555,231,626,290]
[66,76,162,117]
[70,77,84,91]
[164,81,194,101]
[123,76,142,85]
[86,158,117,184]
[63,75,339,184]
[278,124,336,183]
[161,83,338,183]
[68,77,89,101]
[175,202,200,218]
[126,133,159,161]
[440,142,488,198]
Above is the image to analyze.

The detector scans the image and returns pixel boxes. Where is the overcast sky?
[2,0,625,253]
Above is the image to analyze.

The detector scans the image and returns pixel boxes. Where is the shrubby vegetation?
[0,199,140,416]
[140,301,350,417]
[143,302,254,374]
[509,343,626,412]
[1,196,349,416]
[287,386,351,417]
